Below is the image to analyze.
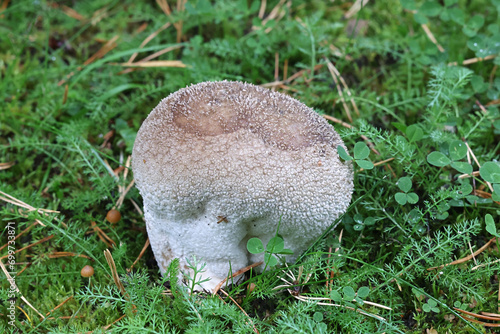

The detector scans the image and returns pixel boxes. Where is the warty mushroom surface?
[132,80,354,291]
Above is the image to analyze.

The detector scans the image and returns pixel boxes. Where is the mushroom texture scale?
[132,81,354,291]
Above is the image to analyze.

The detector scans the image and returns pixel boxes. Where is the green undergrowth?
[1,0,500,332]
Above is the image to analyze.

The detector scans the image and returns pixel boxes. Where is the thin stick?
[0,260,45,319]
[325,58,360,116]
[344,0,370,19]
[58,36,119,86]
[104,249,126,295]
[102,314,127,330]
[427,237,496,270]
[322,115,380,155]
[119,60,186,68]
[421,24,444,52]
[218,289,260,333]
[45,296,73,316]
[0,235,54,260]
[128,238,150,272]
[294,294,387,321]
[274,52,279,83]
[455,308,500,326]
[325,58,352,122]
[46,251,91,259]
[464,141,494,192]
[472,257,500,270]
[132,45,184,65]
[283,59,288,81]
[127,21,171,63]
[212,261,263,295]
[448,54,496,66]
[258,0,267,19]
[0,222,37,252]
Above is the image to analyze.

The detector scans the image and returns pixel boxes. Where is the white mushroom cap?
[132,81,353,291]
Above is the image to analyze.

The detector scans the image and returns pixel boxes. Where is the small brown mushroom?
[81,265,94,278]
[132,81,354,291]
[106,209,121,224]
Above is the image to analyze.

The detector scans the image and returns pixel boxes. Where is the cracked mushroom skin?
[132,81,353,291]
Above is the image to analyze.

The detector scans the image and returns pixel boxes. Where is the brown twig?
[218,289,260,333]
[46,251,91,259]
[421,24,445,52]
[448,54,496,66]
[212,261,263,295]
[128,238,150,272]
[45,296,73,316]
[0,222,37,252]
[127,21,172,63]
[90,221,116,247]
[454,308,500,327]
[58,35,120,86]
[464,141,494,192]
[427,237,497,271]
[0,235,54,260]
[344,0,370,19]
[326,230,343,291]
[322,115,381,155]
[119,60,186,68]
[102,314,128,330]
[258,0,267,18]
[104,249,127,296]
[0,260,45,320]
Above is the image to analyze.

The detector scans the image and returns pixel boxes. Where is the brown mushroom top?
[132,81,353,226]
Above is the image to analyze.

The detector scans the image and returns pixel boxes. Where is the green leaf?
[343,286,356,300]
[406,124,423,142]
[400,0,417,10]
[264,253,278,266]
[356,160,374,169]
[247,238,264,254]
[480,162,500,183]
[395,192,407,205]
[463,15,485,37]
[392,122,407,133]
[468,15,485,29]
[364,217,376,226]
[448,7,465,25]
[266,236,284,253]
[493,184,500,202]
[313,312,323,322]
[353,213,363,224]
[354,296,364,306]
[451,161,473,174]
[330,290,342,302]
[427,151,451,167]
[448,140,467,161]
[397,176,413,193]
[414,12,428,24]
[471,75,488,93]
[357,286,370,298]
[485,214,500,237]
[279,248,294,255]
[337,145,353,161]
[407,193,419,204]
[354,142,370,160]
[353,224,364,231]
[457,182,473,197]
[419,1,442,17]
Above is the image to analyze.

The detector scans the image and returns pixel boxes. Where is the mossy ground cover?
[1,0,500,332]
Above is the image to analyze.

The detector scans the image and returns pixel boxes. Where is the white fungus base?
[132,81,354,292]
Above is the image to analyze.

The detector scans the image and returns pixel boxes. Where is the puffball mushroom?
[132,81,353,291]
